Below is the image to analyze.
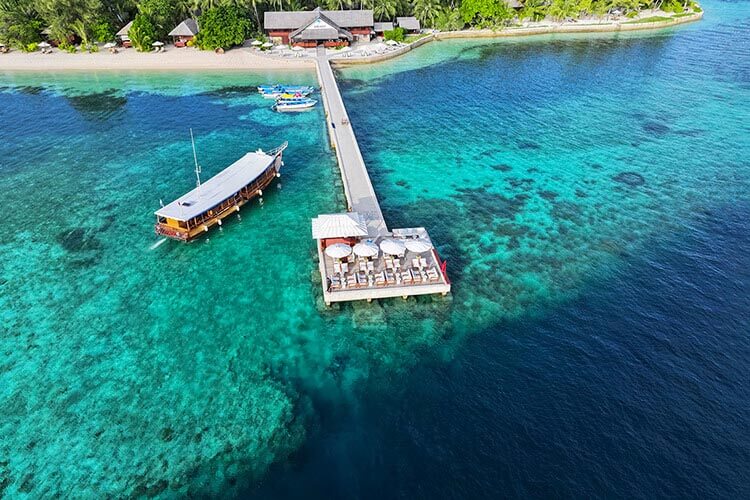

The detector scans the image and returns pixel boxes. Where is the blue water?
[1,0,749,497]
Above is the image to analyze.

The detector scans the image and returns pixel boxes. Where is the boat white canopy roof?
[116,21,132,37]
[311,212,368,239]
[155,151,274,222]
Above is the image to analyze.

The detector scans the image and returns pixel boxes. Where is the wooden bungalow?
[169,19,199,47]
[396,17,421,33]
[116,21,133,48]
[264,8,374,46]
[373,22,394,38]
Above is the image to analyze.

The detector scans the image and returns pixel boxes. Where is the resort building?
[396,16,421,33]
[373,21,394,37]
[264,8,374,47]
[116,21,133,47]
[169,19,199,47]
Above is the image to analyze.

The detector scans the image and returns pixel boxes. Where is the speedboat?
[273,97,317,112]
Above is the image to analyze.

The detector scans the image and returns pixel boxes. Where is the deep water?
[2,0,750,497]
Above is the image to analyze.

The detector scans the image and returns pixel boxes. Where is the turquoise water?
[2,0,749,496]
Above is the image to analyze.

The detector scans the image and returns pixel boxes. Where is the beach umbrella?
[38,41,51,48]
[103,42,116,49]
[325,243,352,259]
[262,42,274,48]
[152,41,164,47]
[353,241,379,258]
[291,46,304,51]
[379,238,406,256]
[385,40,398,46]
[251,40,263,46]
[405,238,433,254]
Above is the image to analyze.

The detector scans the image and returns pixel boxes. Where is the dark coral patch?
[56,228,102,252]
[590,163,603,170]
[159,427,175,442]
[643,121,670,135]
[491,164,512,172]
[539,190,558,201]
[575,189,589,198]
[395,180,410,189]
[613,171,646,187]
[517,140,541,150]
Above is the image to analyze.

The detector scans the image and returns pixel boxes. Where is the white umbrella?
[353,241,379,258]
[38,41,51,48]
[385,40,398,46]
[325,243,352,259]
[291,45,304,51]
[405,238,433,254]
[379,238,406,256]
[152,41,164,47]
[251,40,263,46]
[103,42,116,49]
[262,42,273,48]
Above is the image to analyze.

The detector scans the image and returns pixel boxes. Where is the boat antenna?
[190,128,202,188]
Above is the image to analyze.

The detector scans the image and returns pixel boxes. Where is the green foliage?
[547,0,579,21]
[24,41,37,51]
[412,0,442,28]
[624,15,672,22]
[662,0,684,13]
[434,7,465,31]
[459,0,514,28]
[137,0,184,40]
[373,0,398,21]
[0,0,43,48]
[195,5,250,50]
[91,20,114,42]
[129,12,155,51]
[383,26,406,42]
[58,40,77,52]
[519,0,547,21]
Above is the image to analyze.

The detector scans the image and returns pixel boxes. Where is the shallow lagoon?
[2,0,750,496]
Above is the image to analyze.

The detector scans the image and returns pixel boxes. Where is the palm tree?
[373,0,397,21]
[412,0,441,27]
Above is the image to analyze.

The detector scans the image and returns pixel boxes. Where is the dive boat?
[273,97,317,112]
[154,133,288,242]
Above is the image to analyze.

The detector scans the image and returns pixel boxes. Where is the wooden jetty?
[313,55,451,305]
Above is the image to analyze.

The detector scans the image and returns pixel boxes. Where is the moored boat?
[258,84,315,95]
[155,140,288,242]
[273,97,317,112]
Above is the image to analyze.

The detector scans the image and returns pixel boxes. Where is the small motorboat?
[273,97,317,112]
[258,84,314,97]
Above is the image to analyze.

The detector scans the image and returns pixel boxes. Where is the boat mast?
[190,128,202,189]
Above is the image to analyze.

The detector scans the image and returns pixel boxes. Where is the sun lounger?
[333,261,341,274]
[384,257,393,269]
[411,269,423,283]
[346,274,356,288]
[420,257,428,268]
[401,271,413,284]
[367,260,375,273]
[359,260,367,272]
[427,267,440,282]
[341,262,349,273]
[393,258,401,270]
[356,271,368,287]
[412,258,421,269]
[329,276,342,290]
[385,271,396,285]
[375,271,386,286]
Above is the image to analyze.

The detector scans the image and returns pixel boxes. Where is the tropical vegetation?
[0,0,701,51]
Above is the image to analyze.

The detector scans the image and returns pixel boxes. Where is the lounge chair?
[419,256,428,268]
[375,271,386,286]
[341,262,349,273]
[393,258,401,270]
[385,271,396,285]
[333,261,342,274]
[367,260,375,273]
[412,258,421,269]
[346,274,356,288]
[411,269,423,283]
[359,260,367,272]
[329,276,342,290]
[356,271,367,287]
[401,271,413,284]
[427,267,440,282]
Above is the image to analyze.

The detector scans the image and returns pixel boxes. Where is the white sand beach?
[0,46,315,72]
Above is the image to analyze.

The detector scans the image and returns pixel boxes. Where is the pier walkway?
[312,53,450,305]
[315,54,387,236]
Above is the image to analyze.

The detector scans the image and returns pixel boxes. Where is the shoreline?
[0,11,703,73]
[0,47,315,73]
[331,11,704,66]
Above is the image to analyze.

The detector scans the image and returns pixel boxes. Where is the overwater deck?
[313,54,451,305]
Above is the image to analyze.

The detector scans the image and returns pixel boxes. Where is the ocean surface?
[1,0,749,497]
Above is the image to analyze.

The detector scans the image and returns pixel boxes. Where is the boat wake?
[149,238,167,250]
